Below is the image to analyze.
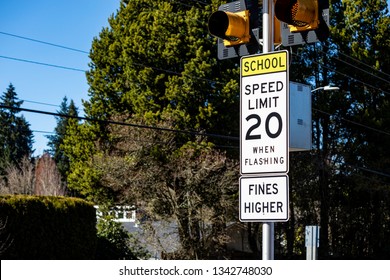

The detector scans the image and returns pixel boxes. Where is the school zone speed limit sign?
[240,51,289,175]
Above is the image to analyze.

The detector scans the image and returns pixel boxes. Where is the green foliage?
[63,0,240,200]
[61,118,106,201]
[0,84,34,175]
[85,0,239,135]
[281,0,390,259]
[96,215,150,260]
[0,195,96,259]
[46,97,79,182]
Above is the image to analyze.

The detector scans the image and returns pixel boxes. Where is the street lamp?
[310,83,339,256]
[311,85,340,93]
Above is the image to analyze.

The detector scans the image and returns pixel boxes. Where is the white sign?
[240,51,289,174]
[239,175,289,222]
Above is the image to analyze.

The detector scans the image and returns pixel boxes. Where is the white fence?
[94,205,137,223]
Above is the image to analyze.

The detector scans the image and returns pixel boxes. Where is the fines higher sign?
[240,51,289,175]
[240,175,289,222]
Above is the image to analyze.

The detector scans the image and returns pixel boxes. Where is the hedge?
[0,195,97,259]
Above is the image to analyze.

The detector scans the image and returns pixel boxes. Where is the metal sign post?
[239,0,290,260]
[305,225,320,260]
[262,0,275,261]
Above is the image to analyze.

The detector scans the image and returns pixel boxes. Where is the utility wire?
[4,50,383,95]
[354,165,390,179]
[1,57,388,139]
[2,31,389,136]
[0,31,89,54]
[33,130,55,134]
[22,99,60,108]
[323,154,390,180]
[292,52,390,96]
[5,100,390,144]
[0,104,239,142]
[2,53,388,138]
[3,28,388,91]
[0,53,220,83]
[2,32,387,94]
[337,49,390,80]
[313,108,390,137]
[3,106,390,179]
[318,49,390,86]
[0,55,86,72]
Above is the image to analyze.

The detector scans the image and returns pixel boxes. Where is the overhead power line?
[0,31,89,54]
[337,49,390,80]
[0,104,239,142]
[3,101,390,143]
[1,56,388,138]
[33,130,55,135]
[318,49,390,86]
[291,52,390,96]
[355,165,390,179]
[22,99,61,108]
[2,105,390,179]
[2,29,389,92]
[0,55,86,72]
[313,108,390,137]
[2,31,389,138]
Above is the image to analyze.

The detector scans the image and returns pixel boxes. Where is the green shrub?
[0,195,96,259]
[95,215,150,260]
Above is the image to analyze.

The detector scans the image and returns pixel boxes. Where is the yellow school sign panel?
[241,51,288,77]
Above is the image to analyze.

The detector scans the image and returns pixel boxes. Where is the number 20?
[245,112,283,140]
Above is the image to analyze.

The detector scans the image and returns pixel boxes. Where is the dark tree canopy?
[46,96,79,182]
[0,83,34,174]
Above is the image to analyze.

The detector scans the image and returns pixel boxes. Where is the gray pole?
[305,225,320,260]
[262,0,275,261]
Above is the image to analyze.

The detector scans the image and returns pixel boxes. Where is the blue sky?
[0,0,119,156]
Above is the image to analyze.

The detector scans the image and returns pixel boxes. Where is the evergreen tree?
[324,0,390,259]
[84,0,239,140]
[282,0,390,259]
[0,84,34,174]
[46,96,78,182]
[61,0,242,258]
[63,0,240,199]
